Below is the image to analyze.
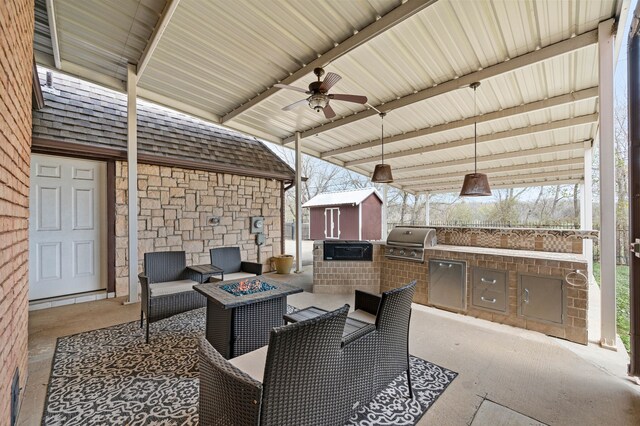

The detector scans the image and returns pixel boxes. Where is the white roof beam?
[346,113,597,166]
[394,158,585,184]
[425,178,583,194]
[390,140,588,175]
[320,87,598,158]
[408,167,584,190]
[45,0,61,69]
[283,28,598,144]
[136,0,182,83]
[220,0,438,123]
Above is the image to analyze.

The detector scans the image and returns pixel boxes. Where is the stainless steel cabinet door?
[428,260,466,311]
[518,274,564,324]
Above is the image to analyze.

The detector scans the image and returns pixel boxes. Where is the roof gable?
[32,68,295,180]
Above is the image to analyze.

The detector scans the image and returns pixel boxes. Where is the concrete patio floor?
[20,283,640,425]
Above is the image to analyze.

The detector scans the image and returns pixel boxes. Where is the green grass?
[593,262,630,352]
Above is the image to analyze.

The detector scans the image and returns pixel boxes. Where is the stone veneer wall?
[0,0,33,420]
[381,248,588,344]
[115,162,282,296]
[433,226,598,254]
[312,242,382,294]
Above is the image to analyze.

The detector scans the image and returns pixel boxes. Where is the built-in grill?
[385,226,437,263]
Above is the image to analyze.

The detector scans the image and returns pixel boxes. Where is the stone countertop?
[426,244,588,263]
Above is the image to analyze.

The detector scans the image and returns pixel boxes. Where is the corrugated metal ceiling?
[32,0,625,193]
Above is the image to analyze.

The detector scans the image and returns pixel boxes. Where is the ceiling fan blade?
[319,72,341,92]
[282,98,308,111]
[323,104,336,119]
[274,83,308,93]
[329,93,368,104]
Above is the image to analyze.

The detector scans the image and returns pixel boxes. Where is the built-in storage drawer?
[472,267,507,313]
[428,260,466,311]
[518,274,564,324]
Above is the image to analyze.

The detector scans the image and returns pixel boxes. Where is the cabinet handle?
[438,262,453,268]
[480,278,496,284]
[524,289,529,304]
[480,296,496,303]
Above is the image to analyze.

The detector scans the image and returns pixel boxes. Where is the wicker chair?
[138,251,206,343]
[351,280,417,398]
[199,305,376,426]
[210,247,263,281]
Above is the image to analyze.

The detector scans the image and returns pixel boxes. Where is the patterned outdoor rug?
[43,307,457,425]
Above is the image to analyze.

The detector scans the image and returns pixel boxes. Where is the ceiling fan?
[274,67,368,119]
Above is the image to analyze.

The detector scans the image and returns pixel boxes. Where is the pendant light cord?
[380,112,386,164]
[473,85,477,175]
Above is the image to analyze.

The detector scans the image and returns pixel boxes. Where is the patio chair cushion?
[228,345,268,382]
[348,309,376,325]
[223,272,260,281]
[149,279,199,297]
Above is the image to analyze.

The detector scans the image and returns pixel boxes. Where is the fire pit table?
[193,276,302,359]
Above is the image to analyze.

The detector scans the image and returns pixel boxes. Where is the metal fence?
[284,222,310,240]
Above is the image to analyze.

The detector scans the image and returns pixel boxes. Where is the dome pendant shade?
[372,163,393,183]
[459,173,492,196]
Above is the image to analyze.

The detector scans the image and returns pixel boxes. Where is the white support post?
[598,19,617,349]
[127,64,138,303]
[425,193,430,226]
[581,143,594,279]
[127,64,139,303]
[382,185,388,238]
[295,132,303,273]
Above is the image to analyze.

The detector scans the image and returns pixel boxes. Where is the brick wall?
[0,0,33,421]
[114,162,282,295]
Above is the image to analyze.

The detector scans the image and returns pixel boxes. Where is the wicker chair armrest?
[241,261,263,275]
[354,290,381,315]
[199,338,262,425]
[182,268,203,283]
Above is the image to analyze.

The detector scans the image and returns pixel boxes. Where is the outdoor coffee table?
[284,306,375,344]
[194,276,302,359]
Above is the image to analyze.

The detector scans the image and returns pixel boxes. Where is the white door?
[324,208,340,239]
[29,154,107,300]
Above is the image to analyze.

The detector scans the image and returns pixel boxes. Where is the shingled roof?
[32,69,295,180]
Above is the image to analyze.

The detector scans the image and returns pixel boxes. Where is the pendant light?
[371,112,393,183]
[460,82,492,196]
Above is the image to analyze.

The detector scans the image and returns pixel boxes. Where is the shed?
[302,188,382,241]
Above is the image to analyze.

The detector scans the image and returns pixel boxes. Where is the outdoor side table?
[187,264,224,283]
[194,277,302,359]
[284,306,375,345]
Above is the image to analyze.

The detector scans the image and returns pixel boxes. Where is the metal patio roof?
[33,0,631,194]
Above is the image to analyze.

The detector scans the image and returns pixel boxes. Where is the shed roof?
[302,188,382,208]
[32,69,295,180]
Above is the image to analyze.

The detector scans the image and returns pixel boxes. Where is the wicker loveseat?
[199,280,417,425]
[138,251,206,343]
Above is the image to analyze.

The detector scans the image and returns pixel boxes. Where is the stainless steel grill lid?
[386,226,437,247]
[385,226,437,263]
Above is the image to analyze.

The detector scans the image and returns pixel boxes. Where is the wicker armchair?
[138,251,206,343]
[352,280,417,398]
[210,247,263,281]
[199,305,376,426]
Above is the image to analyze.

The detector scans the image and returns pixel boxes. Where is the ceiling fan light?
[308,94,329,111]
[371,163,394,183]
[459,173,492,197]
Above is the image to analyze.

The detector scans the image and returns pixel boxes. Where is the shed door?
[324,208,340,239]
[29,154,107,300]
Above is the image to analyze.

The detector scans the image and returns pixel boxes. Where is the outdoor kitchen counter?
[427,244,588,263]
[381,244,589,345]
